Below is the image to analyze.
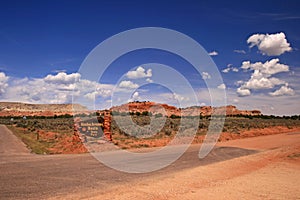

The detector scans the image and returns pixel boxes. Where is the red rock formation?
[0,101,261,118]
[110,101,181,116]
[102,110,112,141]
[109,102,261,117]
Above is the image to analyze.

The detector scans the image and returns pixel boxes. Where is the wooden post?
[36,131,39,141]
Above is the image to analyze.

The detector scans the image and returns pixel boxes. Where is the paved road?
[0,125,30,155]
[0,125,257,199]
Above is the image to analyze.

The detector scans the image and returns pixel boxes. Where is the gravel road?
[0,125,257,199]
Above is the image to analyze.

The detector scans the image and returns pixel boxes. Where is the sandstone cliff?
[110,101,261,117]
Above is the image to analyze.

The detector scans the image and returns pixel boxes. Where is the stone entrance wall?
[101,110,112,141]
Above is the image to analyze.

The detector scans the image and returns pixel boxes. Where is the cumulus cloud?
[126,66,152,79]
[129,91,140,102]
[119,80,139,89]
[237,59,294,97]
[0,72,113,105]
[132,91,139,99]
[242,71,285,90]
[0,72,9,95]
[232,68,239,72]
[146,78,153,83]
[237,88,251,96]
[235,80,244,86]
[217,83,226,89]
[247,32,292,56]
[44,72,81,84]
[83,86,112,101]
[208,51,218,56]
[201,72,211,80]
[222,68,231,73]
[241,59,289,76]
[269,84,295,96]
[222,64,239,73]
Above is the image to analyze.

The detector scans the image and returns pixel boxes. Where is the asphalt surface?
[0,125,257,199]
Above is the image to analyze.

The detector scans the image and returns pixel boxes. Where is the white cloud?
[201,72,211,80]
[0,72,9,95]
[173,93,189,102]
[232,67,239,72]
[130,91,140,102]
[237,88,251,96]
[119,80,139,89]
[243,71,284,89]
[146,78,153,83]
[217,83,226,89]
[234,50,246,54]
[237,59,293,97]
[44,72,81,84]
[126,66,152,79]
[208,51,218,56]
[225,88,300,116]
[269,84,295,96]
[132,91,139,99]
[84,87,112,101]
[235,80,244,86]
[84,92,97,101]
[241,59,289,76]
[222,68,230,73]
[222,64,239,73]
[247,32,292,56]
[0,72,113,106]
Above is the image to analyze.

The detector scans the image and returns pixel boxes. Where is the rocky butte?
[110,101,261,117]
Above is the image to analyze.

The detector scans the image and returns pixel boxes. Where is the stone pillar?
[103,110,112,141]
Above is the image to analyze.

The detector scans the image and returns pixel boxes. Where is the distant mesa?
[0,101,261,117]
[110,101,261,117]
[0,102,88,117]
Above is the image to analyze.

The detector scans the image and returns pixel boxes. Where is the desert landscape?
[1,1,300,199]
[1,101,300,153]
[0,101,300,199]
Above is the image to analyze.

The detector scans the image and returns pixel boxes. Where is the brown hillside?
[0,102,88,117]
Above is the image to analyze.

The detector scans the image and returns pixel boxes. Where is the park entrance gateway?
[78,118,104,137]
[76,110,112,141]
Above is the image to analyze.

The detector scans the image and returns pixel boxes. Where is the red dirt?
[55,125,300,153]
[15,125,300,154]
[48,134,87,154]
[193,126,300,144]
[46,124,88,154]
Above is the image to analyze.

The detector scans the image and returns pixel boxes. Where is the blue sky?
[0,0,300,115]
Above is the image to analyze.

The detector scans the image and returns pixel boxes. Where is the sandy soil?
[57,131,300,200]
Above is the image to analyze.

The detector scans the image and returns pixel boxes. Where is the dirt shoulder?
[55,131,300,200]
